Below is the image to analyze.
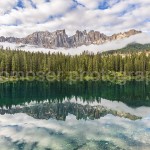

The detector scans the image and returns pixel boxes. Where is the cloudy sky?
[0,0,150,37]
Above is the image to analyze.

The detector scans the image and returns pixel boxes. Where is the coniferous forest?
[0,47,150,81]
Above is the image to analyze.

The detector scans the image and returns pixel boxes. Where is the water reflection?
[0,80,150,107]
[0,114,150,150]
[0,81,150,150]
[0,102,141,120]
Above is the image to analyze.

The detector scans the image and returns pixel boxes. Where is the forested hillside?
[0,47,150,81]
[105,43,150,54]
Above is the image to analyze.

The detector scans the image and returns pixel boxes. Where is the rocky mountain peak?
[125,29,142,36]
[54,29,66,35]
[0,29,142,49]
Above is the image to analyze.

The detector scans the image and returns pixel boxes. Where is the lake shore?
[0,71,149,84]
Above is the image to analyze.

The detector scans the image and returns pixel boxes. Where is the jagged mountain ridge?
[0,29,141,49]
[0,102,141,120]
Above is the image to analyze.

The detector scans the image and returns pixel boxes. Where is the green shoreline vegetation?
[0,72,147,85]
[0,43,150,84]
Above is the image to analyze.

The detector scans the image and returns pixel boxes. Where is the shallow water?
[0,81,150,150]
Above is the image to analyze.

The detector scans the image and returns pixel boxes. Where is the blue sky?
[0,0,149,37]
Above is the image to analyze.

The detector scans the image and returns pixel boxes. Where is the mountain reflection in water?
[0,102,141,120]
[0,81,150,150]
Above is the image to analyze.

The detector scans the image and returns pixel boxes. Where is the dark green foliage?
[0,80,150,108]
[104,43,150,54]
[0,47,150,78]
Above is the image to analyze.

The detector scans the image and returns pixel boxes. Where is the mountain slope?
[105,43,150,54]
[0,29,141,49]
[0,32,150,55]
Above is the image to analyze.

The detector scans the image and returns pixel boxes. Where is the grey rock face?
[0,36,19,43]
[0,29,142,49]
[0,102,141,120]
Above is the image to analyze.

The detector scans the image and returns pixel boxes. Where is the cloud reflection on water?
[0,113,150,150]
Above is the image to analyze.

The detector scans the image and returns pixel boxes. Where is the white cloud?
[0,0,149,37]
[0,0,17,14]
[76,0,102,9]
[31,0,45,5]
[1,33,150,55]
[0,0,74,25]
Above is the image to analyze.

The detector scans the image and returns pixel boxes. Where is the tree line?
[0,48,150,77]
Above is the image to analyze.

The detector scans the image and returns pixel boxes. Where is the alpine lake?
[0,80,150,150]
